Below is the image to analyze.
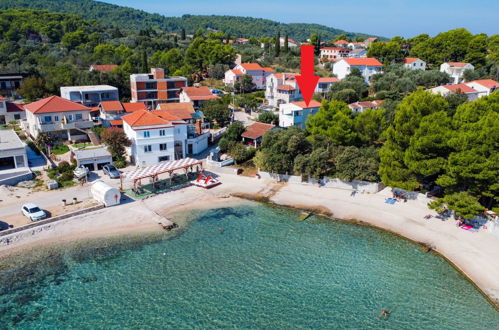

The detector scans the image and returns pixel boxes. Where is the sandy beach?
[1,171,498,308]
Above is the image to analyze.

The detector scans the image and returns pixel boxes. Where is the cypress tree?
[284,33,289,53]
[275,31,281,57]
[181,28,186,40]
[141,49,148,72]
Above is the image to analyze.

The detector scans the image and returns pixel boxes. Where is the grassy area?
[73,142,92,148]
[51,145,70,155]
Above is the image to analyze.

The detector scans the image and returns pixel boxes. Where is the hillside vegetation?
[0,0,379,41]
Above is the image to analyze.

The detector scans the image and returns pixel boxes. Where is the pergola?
[120,157,203,191]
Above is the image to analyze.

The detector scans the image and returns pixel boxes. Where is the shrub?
[58,171,74,182]
[114,160,126,168]
[58,161,71,172]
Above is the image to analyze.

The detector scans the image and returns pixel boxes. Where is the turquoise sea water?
[0,203,498,329]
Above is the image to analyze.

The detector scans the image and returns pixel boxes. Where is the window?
[75,114,83,120]
[14,114,21,120]
[54,116,59,122]
[144,145,152,153]
[158,156,170,162]
[43,116,52,123]
[159,129,166,136]
[0,102,4,108]
[15,155,25,167]
[159,143,167,151]
[143,131,150,138]
[67,114,73,121]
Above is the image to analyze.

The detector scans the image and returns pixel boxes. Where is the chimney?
[151,68,164,79]
[196,120,202,135]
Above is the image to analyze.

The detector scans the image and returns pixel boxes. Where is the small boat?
[191,173,221,189]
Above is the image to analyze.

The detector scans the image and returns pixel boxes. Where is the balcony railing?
[38,120,93,132]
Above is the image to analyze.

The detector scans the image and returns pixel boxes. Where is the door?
[188,144,193,155]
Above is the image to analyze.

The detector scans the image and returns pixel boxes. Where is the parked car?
[21,203,47,221]
[103,164,120,179]
[73,165,89,179]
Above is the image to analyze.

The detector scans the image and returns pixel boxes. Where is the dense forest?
[0,0,378,41]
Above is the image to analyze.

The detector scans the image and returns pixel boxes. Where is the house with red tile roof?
[122,108,209,166]
[464,79,499,98]
[98,101,147,126]
[316,77,341,94]
[348,100,384,113]
[0,98,25,124]
[334,40,349,48]
[430,83,479,101]
[265,73,301,108]
[24,96,93,141]
[363,37,378,48]
[179,86,220,108]
[89,64,118,72]
[224,63,274,89]
[279,100,322,128]
[320,47,351,61]
[440,62,474,84]
[332,58,383,84]
[403,58,426,71]
[242,122,275,146]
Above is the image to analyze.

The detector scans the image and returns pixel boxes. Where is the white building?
[24,96,93,141]
[440,62,474,85]
[224,63,274,89]
[60,85,119,107]
[348,100,384,113]
[429,83,479,101]
[265,73,301,108]
[332,58,383,84]
[403,58,426,71]
[279,100,321,129]
[315,77,340,95]
[320,47,350,61]
[0,96,25,124]
[179,86,220,108]
[0,129,31,185]
[122,110,188,166]
[464,79,499,98]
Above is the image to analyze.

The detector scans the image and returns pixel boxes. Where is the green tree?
[16,77,47,102]
[283,33,289,53]
[353,108,387,145]
[257,112,279,125]
[429,192,484,219]
[275,31,281,57]
[224,122,246,141]
[379,90,448,190]
[181,28,186,40]
[294,147,332,179]
[367,41,404,64]
[101,128,131,161]
[334,146,380,182]
[203,99,230,127]
[234,74,256,93]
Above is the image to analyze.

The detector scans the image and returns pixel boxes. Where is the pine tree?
[141,49,148,72]
[181,28,186,40]
[275,31,281,57]
[315,34,321,56]
[284,33,289,53]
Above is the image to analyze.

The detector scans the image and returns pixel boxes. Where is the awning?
[122,157,203,181]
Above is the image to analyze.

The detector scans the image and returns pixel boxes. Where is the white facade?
[223,63,273,89]
[25,109,93,140]
[464,80,499,98]
[404,58,426,71]
[440,62,474,84]
[332,59,383,84]
[320,47,350,61]
[0,99,25,124]
[60,85,119,107]
[265,73,301,108]
[279,102,321,129]
[429,84,479,102]
[0,129,28,172]
[124,122,187,167]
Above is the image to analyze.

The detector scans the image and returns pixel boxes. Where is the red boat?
[191,173,221,189]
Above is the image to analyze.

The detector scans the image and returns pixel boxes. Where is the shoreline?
[0,172,498,309]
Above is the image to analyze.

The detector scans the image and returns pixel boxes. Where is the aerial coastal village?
[0,0,498,327]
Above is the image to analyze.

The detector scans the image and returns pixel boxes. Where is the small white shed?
[91,180,120,207]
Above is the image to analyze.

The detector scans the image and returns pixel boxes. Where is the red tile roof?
[90,64,118,72]
[182,86,220,100]
[318,77,340,83]
[321,47,350,51]
[152,110,183,121]
[468,79,499,89]
[241,122,275,140]
[277,84,296,90]
[443,84,477,94]
[274,73,299,80]
[263,67,275,73]
[334,40,349,44]
[109,119,123,126]
[122,102,148,112]
[100,100,124,112]
[343,58,383,66]
[156,102,195,120]
[25,96,89,114]
[292,100,322,108]
[365,37,378,42]
[122,110,171,127]
[6,102,24,113]
[239,63,264,71]
[231,69,244,75]
[446,62,471,67]
[404,57,420,64]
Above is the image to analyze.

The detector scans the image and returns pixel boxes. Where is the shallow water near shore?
[0,203,498,329]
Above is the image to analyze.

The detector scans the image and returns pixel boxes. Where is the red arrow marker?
[296,45,320,107]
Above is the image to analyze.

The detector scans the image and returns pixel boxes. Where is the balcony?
[38,120,93,132]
